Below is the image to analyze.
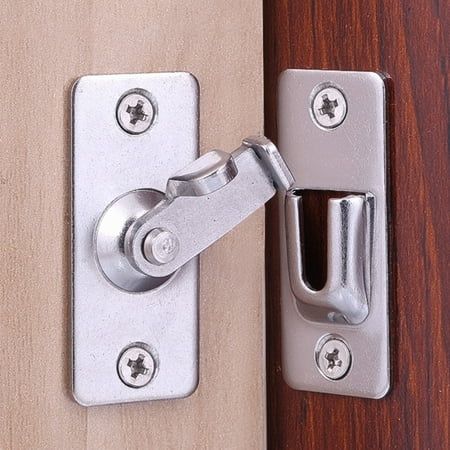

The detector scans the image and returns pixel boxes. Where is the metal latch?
[98,136,293,287]
[72,69,389,405]
[72,72,293,405]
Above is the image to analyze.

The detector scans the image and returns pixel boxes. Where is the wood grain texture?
[0,1,265,448]
[264,0,449,449]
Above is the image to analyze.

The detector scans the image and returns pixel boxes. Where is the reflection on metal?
[286,191,373,325]
[95,136,293,289]
[95,189,173,293]
[73,73,293,406]
[315,334,352,380]
[124,136,294,280]
[72,72,200,406]
[279,69,390,399]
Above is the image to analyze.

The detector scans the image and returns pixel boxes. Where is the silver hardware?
[72,73,294,406]
[315,335,352,380]
[119,136,294,280]
[117,344,157,388]
[94,136,293,291]
[279,69,389,399]
[72,72,199,406]
[143,228,180,265]
[116,89,155,134]
[310,84,347,129]
[286,192,372,325]
[95,189,173,293]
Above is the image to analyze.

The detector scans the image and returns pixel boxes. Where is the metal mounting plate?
[278,69,390,398]
[72,73,199,405]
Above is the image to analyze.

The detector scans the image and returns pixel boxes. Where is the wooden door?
[0,1,266,448]
[265,0,449,449]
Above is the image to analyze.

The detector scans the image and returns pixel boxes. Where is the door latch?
[72,70,389,405]
[72,72,293,405]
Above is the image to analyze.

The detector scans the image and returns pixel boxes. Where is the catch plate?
[279,69,390,398]
[72,72,199,405]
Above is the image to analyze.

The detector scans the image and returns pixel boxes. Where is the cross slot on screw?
[117,344,156,388]
[315,335,351,380]
[318,94,339,118]
[325,348,343,370]
[127,353,149,379]
[126,100,148,125]
[311,85,347,129]
[116,90,155,135]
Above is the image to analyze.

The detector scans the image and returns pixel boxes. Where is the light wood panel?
[0,1,264,448]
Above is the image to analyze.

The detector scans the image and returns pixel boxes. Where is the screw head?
[116,89,155,135]
[311,85,347,129]
[117,344,156,388]
[143,228,180,265]
[315,335,351,380]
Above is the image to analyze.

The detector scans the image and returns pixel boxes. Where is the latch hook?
[285,190,373,325]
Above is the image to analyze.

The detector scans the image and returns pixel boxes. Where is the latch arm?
[125,136,294,278]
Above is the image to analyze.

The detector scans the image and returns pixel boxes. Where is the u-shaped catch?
[285,190,373,324]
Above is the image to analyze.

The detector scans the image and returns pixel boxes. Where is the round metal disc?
[95,189,174,292]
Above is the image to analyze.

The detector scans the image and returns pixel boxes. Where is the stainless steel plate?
[278,69,390,398]
[72,72,199,405]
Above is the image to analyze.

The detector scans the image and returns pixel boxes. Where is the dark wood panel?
[264,1,449,449]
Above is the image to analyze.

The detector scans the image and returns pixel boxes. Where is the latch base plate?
[72,73,199,406]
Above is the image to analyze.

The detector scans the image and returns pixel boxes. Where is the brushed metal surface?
[279,69,389,398]
[127,137,294,279]
[72,72,199,405]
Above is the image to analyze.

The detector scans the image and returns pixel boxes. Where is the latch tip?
[242,136,295,191]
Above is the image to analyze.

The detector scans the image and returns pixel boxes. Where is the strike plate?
[279,69,390,398]
[72,73,199,405]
